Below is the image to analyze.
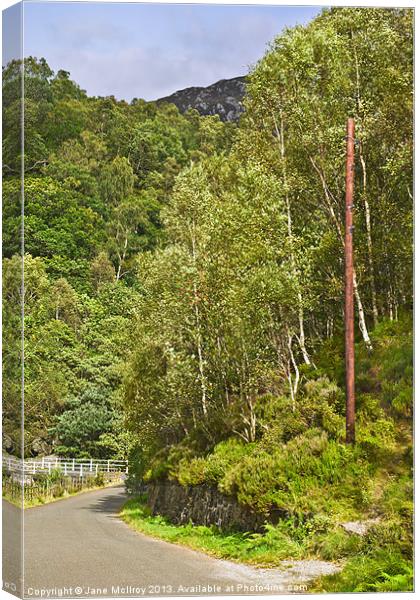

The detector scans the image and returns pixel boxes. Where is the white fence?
[3,455,128,477]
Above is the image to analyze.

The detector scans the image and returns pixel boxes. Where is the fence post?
[95,464,98,476]
[64,463,67,476]
[41,457,45,469]
[90,459,93,472]
[107,460,110,473]
[72,458,75,472]
[126,461,128,474]
[80,464,83,476]
[32,462,36,475]
[55,457,58,468]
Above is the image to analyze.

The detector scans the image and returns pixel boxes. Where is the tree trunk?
[275,111,311,365]
[288,334,299,411]
[193,281,208,417]
[298,294,311,365]
[190,226,208,417]
[352,32,378,327]
[353,273,373,350]
[309,155,372,350]
[217,335,230,406]
[116,233,128,281]
[359,151,378,327]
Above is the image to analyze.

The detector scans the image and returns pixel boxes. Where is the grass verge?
[120,495,340,567]
[120,496,413,592]
[2,479,120,509]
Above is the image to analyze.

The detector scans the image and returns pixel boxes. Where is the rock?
[146,480,286,532]
[340,517,381,536]
[2,433,15,454]
[30,437,51,456]
[156,76,246,122]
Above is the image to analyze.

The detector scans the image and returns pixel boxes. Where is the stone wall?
[146,479,285,532]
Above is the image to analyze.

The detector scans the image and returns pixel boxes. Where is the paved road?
[3,486,338,599]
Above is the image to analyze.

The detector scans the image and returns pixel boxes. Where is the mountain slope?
[157,76,246,122]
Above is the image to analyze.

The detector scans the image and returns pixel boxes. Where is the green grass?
[2,478,120,509]
[313,550,413,593]
[120,496,362,567]
[121,495,413,592]
[121,496,306,566]
[123,317,413,592]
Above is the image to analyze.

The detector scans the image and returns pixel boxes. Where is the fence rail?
[2,455,128,478]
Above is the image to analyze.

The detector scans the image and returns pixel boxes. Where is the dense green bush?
[143,320,412,528]
[134,316,412,594]
[2,9,412,593]
[175,439,253,486]
[52,387,115,457]
[219,430,372,516]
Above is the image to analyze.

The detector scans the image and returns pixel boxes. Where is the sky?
[3,2,322,101]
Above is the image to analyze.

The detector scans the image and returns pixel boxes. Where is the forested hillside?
[2,55,236,456]
[123,6,412,466]
[3,7,413,592]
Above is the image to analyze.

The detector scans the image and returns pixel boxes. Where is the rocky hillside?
[157,76,246,122]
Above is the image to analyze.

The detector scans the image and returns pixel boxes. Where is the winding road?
[3,485,338,599]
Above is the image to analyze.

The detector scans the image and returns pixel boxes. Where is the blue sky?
[4,2,322,101]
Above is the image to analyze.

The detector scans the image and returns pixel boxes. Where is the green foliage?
[40,468,65,485]
[316,550,413,592]
[124,6,412,479]
[93,472,106,487]
[120,496,411,587]
[125,444,149,494]
[3,176,105,266]
[3,471,112,508]
[131,318,412,592]
[52,387,115,457]
[1,9,413,593]
[221,431,373,516]
[120,497,304,565]
[175,439,252,487]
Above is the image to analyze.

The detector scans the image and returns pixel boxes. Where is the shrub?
[94,472,105,487]
[175,457,208,486]
[357,409,396,457]
[380,476,413,520]
[257,378,344,446]
[175,439,252,487]
[126,443,149,493]
[309,527,363,561]
[218,429,372,516]
[46,468,64,484]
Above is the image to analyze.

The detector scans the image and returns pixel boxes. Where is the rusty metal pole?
[345,118,356,444]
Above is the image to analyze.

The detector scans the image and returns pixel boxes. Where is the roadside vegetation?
[123,318,412,592]
[121,9,412,592]
[2,470,113,508]
[122,494,412,593]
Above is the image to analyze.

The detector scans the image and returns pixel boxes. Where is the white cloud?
[22,3,320,101]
